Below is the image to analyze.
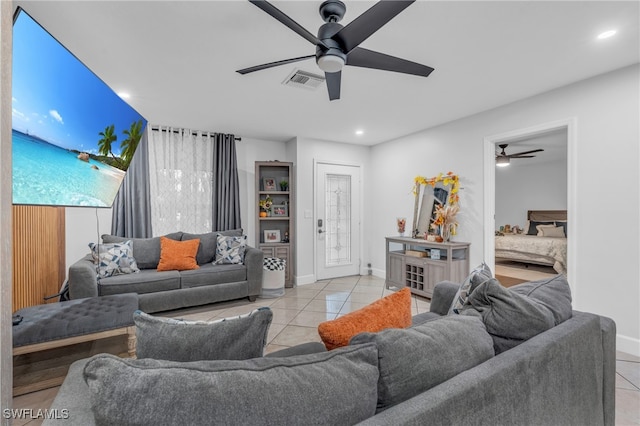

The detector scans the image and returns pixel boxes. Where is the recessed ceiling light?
[597,30,617,40]
[355,129,364,136]
[117,92,131,99]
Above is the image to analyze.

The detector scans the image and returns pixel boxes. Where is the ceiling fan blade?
[508,148,544,157]
[325,71,341,101]
[249,0,327,48]
[509,155,536,158]
[236,54,315,75]
[333,0,415,54]
[346,47,434,77]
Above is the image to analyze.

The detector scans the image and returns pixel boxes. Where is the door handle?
[318,229,324,234]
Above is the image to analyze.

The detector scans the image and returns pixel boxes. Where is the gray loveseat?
[68,230,263,313]
[45,279,615,426]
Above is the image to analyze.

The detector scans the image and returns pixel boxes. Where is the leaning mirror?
[411,173,460,239]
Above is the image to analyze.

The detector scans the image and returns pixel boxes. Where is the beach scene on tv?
[12,9,147,207]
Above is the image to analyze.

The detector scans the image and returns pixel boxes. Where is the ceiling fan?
[496,144,544,167]
[236,0,434,101]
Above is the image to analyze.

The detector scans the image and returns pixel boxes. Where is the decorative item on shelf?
[430,203,459,242]
[272,205,288,217]
[264,229,281,243]
[405,250,427,258]
[279,179,289,191]
[259,196,273,217]
[263,177,276,191]
[396,217,406,236]
[282,230,290,243]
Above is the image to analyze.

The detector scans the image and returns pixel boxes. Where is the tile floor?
[12,274,640,425]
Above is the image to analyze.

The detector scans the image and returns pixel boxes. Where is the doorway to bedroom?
[484,119,576,287]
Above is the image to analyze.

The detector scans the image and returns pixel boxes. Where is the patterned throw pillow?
[448,262,493,314]
[214,234,247,265]
[89,240,140,278]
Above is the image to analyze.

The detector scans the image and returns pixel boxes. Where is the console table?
[385,237,470,298]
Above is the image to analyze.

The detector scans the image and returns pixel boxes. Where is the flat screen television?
[12,7,147,207]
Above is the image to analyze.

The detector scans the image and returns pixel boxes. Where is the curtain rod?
[150,126,241,141]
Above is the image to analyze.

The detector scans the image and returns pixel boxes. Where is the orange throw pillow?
[317,287,412,350]
[156,236,200,271]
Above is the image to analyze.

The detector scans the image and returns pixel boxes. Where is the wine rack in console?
[385,237,470,298]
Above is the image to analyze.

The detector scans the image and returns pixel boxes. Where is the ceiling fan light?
[317,54,345,73]
[496,156,510,167]
[597,29,617,40]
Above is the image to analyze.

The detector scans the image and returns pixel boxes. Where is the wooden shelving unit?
[255,161,294,287]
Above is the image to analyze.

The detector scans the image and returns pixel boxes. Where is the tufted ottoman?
[13,293,139,395]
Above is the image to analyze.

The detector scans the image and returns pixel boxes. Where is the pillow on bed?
[535,224,557,236]
[526,220,554,235]
[554,221,568,237]
[538,226,565,238]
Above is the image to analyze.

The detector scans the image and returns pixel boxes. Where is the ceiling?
[496,128,568,167]
[13,1,640,146]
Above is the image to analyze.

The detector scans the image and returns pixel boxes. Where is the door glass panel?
[325,174,351,266]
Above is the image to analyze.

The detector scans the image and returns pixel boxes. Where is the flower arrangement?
[413,171,460,204]
[259,196,273,213]
[431,203,460,240]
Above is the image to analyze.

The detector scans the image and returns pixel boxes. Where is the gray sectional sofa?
[68,230,263,313]
[46,279,615,426]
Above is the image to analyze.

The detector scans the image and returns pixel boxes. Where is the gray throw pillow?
[102,232,183,269]
[83,344,379,426]
[448,262,493,314]
[134,307,272,362]
[350,315,494,412]
[459,275,572,354]
[181,229,243,265]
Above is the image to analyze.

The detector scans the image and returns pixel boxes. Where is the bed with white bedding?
[495,210,567,274]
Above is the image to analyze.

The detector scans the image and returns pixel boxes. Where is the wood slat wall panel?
[12,205,65,311]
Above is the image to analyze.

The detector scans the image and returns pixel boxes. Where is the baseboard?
[617,334,640,357]
[295,274,316,286]
[371,268,385,279]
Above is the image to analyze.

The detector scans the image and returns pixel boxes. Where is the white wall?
[291,137,372,285]
[64,207,114,273]
[495,159,568,229]
[370,64,640,355]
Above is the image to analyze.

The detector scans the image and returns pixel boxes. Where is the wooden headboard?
[528,210,567,221]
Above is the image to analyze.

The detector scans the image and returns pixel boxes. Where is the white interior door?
[315,162,361,280]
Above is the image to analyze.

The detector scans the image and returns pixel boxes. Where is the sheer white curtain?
[148,127,214,235]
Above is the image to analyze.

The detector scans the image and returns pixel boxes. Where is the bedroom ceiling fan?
[495,144,544,167]
[236,0,434,101]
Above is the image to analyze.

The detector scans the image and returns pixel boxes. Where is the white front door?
[315,162,361,280]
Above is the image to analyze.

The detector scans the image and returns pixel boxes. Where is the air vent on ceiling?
[282,69,325,90]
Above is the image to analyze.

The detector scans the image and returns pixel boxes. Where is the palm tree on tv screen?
[97,124,120,166]
[121,120,143,169]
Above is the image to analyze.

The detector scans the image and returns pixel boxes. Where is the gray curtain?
[111,130,153,237]
[212,134,241,231]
